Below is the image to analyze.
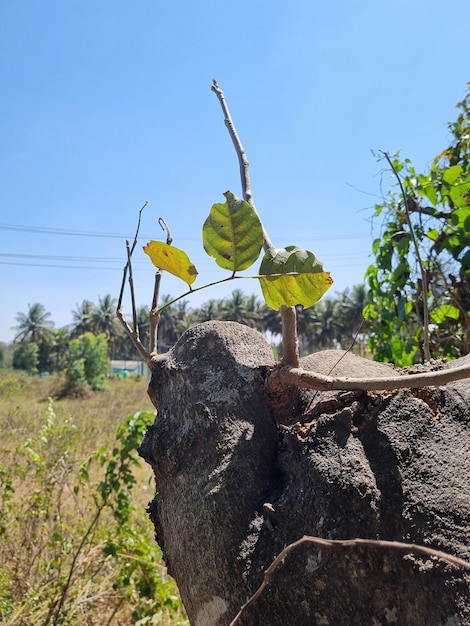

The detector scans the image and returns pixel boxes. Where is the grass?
[0,370,188,626]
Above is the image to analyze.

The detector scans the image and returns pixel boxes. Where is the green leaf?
[258,246,333,310]
[202,191,264,272]
[372,238,381,255]
[442,165,463,186]
[426,228,440,242]
[143,241,198,286]
[431,304,460,324]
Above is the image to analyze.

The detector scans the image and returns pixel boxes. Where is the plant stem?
[382,152,431,361]
[211,80,273,252]
[211,79,299,366]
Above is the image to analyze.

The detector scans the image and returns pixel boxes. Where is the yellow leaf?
[143,241,198,286]
[259,271,333,310]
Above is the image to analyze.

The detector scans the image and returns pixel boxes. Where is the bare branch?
[269,361,470,392]
[150,271,162,355]
[126,240,138,333]
[116,309,152,366]
[229,535,470,625]
[158,217,173,245]
[381,151,431,361]
[211,79,299,366]
[117,201,148,311]
[211,79,274,253]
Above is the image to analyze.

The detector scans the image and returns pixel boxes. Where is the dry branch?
[230,535,470,626]
[211,79,299,367]
[269,361,470,392]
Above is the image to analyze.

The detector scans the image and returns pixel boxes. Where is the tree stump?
[139,320,470,626]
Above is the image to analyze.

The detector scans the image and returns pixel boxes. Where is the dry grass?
[0,370,188,626]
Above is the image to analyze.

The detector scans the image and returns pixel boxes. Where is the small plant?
[117,81,334,368]
[364,84,470,365]
[62,332,110,395]
[0,397,187,625]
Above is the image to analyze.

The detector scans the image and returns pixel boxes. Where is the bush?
[63,333,110,394]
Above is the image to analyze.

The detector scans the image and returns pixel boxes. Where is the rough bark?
[139,320,470,626]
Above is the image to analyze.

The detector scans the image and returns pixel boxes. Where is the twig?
[148,217,174,354]
[116,201,152,362]
[229,535,470,626]
[305,318,366,414]
[211,79,273,252]
[158,217,173,245]
[211,79,299,366]
[116,310,153,366]
[269,361,470,392]
[126,240,138,333]
[117,201,147,311]
[150,271,162,354]
[381,152,431,361]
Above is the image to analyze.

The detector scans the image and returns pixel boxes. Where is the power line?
[0,222,370,242]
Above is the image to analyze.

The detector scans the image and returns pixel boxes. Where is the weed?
[0,371,187,625]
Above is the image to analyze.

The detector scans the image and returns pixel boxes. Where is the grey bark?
[139,320,470,626]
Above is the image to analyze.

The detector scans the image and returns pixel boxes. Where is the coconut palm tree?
[70,300,96,337]
[13,303,54,344]
[219,289,260,327]
[91,295,118,338]
[157,296,192,352]
[194,299,224,323]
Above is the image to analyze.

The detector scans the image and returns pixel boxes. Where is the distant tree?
[12,341,39,374]
[136,305,151,350]
[70,300,96,337]
[50,328,71,372]
[91,295,118,337]
[194,299,224,323]
[219,289,259,327]
[337,285,370,354]
[0,342,13,368]
[157,296,193,353]
[13,303,54,344]
[63,332,109,394]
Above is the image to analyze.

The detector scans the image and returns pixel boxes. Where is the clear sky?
[1,0,469,343]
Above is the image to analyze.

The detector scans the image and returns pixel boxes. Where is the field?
[0,370,188,626]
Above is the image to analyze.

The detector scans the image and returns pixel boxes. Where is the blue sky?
[1,0,469,343]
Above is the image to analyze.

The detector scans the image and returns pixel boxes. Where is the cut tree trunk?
[139,320,470,626]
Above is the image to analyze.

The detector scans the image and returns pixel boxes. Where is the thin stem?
[211,79,274,253]
[382,152,431,361]
[117,201,147,311]
[126,240,138,333]
[150,271,162,354]
[154,274,245,314]
[52,504,106,625]
[148,217,173,354]
[211,79,299,367]
[116,310,152,366]
[229,535,470,625]
[270,361,470,392]
[158,217,173,245]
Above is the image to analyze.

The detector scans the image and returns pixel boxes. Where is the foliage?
[259,246,333,309]
[12,340,39,374]
[13,303,54,344]
[0,342,13,369]
[0,375,187,625]
[143,191,333,314]
[7,286,370,364]
[364,84,470,365]
[63,332,110,394]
